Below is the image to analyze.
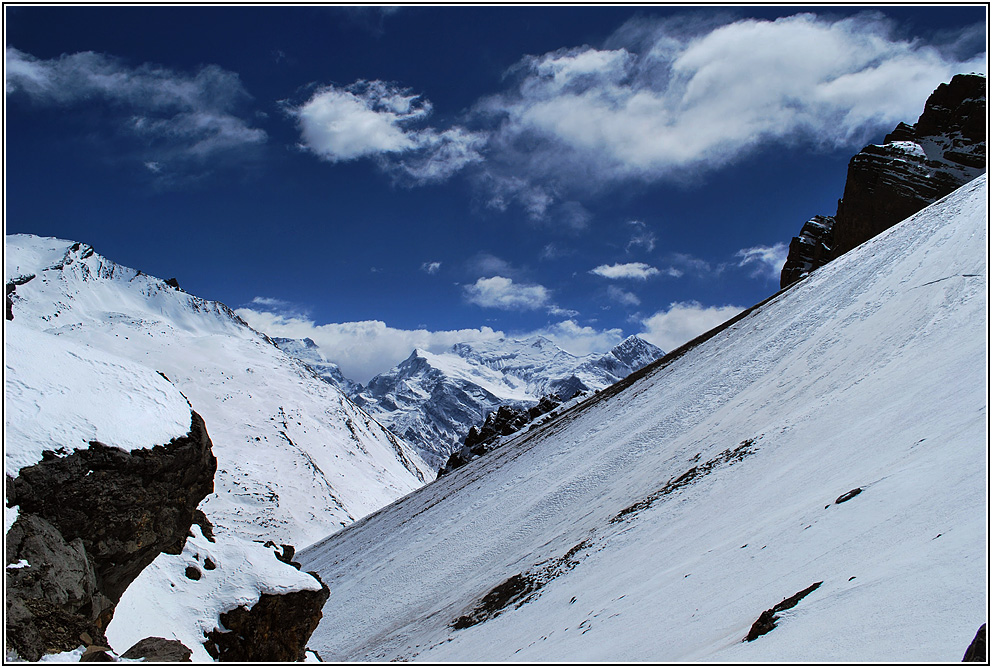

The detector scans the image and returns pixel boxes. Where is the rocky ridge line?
[781,73,986,288]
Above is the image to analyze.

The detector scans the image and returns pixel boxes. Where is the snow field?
[299,176,987,661]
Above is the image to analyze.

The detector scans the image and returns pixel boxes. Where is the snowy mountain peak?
[346,333,665,469]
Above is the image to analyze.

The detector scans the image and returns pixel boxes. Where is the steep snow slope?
[273,336,362,396]
[354,335,663,468]
[4,235,432,659]
[4,320,191,476]
[300,176,987,662]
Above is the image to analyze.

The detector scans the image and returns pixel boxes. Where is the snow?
[354,335,662,468]
[4,233,432,660]
[4,319,191,477]
[107,524,321,663]
[299,176,988,662]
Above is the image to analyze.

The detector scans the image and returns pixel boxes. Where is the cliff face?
[5,411,216,661]
[781,73,986,288]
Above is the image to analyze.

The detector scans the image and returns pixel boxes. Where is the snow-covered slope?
[4,234,433,659]
[273,336,362,396]
[352,335,663,468]
[299,175,988,662]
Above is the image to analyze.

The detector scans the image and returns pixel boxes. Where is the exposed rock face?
[438,395,562,477]
[963,623,986,662]
[779,215,836,289]
[781,73,986,288]
[5,411,216,661]
[202,573,330,662]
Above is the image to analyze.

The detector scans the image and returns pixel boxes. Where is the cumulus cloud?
[5,47,266,171]
[737,242,789,280]
[235,308,507,384]
[590,262,660,280]
[463,276,551,310]
[287,79,484,183]
[638,301,745,352]
[480,13,985,196]
[530,319,625,356]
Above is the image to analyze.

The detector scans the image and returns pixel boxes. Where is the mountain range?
[285,334,664,470]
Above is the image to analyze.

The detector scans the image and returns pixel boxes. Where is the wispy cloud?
[246,296,310,319]
[736,242,789,281]
[590,262,660,280]
[286,13,983,222]
[606,285,641,306]
[463,276,551,310]
[6,47,266,178]
[638,301,745,352]
[625,220,657,253]
[421,261,442,275]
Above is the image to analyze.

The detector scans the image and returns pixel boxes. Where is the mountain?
[273,336,362,396]
[350,335,664,469]
[781,73,986,287]
[298,176,987,662]
[4,234,432,660]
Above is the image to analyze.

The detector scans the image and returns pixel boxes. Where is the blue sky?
[5,5,986,383]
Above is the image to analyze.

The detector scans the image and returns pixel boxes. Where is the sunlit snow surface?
[4,233,432,658]
[4,320,191,476]
[300,176,988,662]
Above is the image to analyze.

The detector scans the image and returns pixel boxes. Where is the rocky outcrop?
[781,74,986,288]
[5,411,216,661]
[963,623,986,662]
[202,574,330,662]
[438,395,562,476]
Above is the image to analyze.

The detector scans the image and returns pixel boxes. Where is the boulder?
[202,573,330,662]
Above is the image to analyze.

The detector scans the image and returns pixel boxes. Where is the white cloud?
[5,47,266,166]
[235,308,506,384]
[290,80,428,162]
[463,276,550,310]
[529,319,625,357]
[607,285,641,307]
[736,242,789,280]
[590,262,660,280]
[288,79,484,182]
[638,301,745,352]
[467,12,985,210]
[421,261,442,275]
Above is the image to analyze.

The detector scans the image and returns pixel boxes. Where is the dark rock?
[780,215,836,288]
[5,411,216,660]
[781,74,986,288]
[164,278,181,290]
[745,581,823,641]
[185,565,202,581]
[79,646,115,662]
[191,508,215,542]
[963,623,987,662]
[5,274,35,321]
[122,636,194,662]
[9,411,216,602]
[203,558,216,571]
[202,572,330,662]
[835,488,863,504]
